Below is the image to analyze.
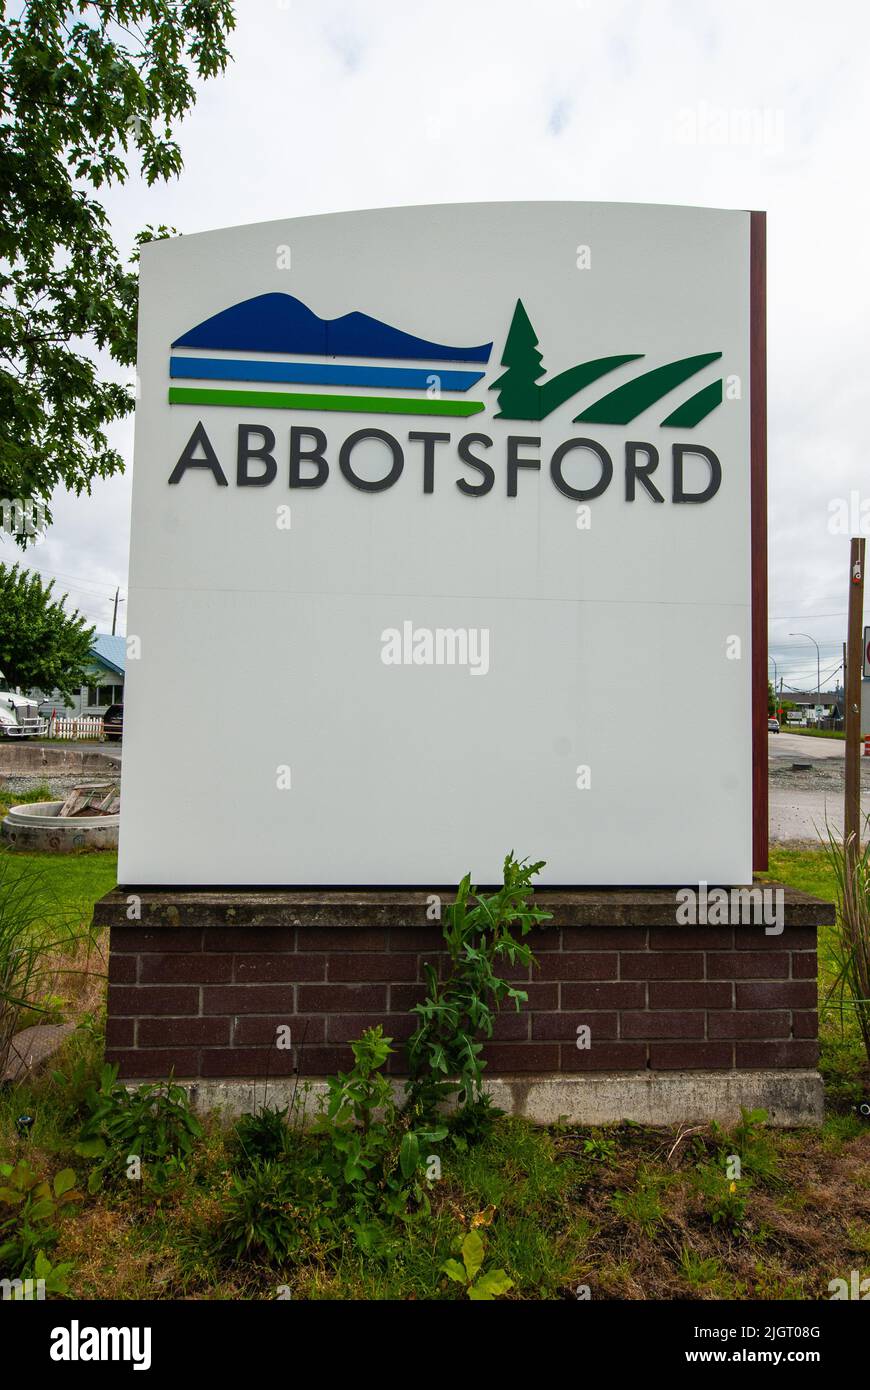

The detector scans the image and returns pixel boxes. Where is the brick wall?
[97,888,831,1080]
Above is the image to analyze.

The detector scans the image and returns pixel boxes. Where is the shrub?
[217,1159,310,1264]
[0,1158,81,1283]
[406,853,551,1116]
[441,1229,514,1300]
[230,1105,293,1166]
[74,1063,203,1193]
[448,1093,503,1150]
[315,1026,445,1221]
[216,1028,447,1266]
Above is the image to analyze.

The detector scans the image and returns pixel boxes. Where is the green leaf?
[399,1131,420,1181]
[43,1262,73,1295]
[27,1198,55,1222]
[74,1138,108,1159]
[461,1230,485,1281]
[53,1168,76,1197]
[471,1268,514,1299]
[441,1258,467,1284]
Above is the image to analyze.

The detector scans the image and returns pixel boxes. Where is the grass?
[0,782,56,818]
[778,727,846,740]
[1,782,54,806]
[0,848,111,1076]
[0,844,867,1301]
[0,848,117,931]
[1,1051,866,1301]
[759,846,868,1108]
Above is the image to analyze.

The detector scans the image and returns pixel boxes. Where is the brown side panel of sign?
[751,211,768,872]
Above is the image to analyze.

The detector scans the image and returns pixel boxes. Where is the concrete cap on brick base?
[140,1069,824,1128]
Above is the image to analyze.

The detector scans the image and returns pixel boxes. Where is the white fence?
[46,716,104,740]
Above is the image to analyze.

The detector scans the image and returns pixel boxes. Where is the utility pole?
[844,537,865,864]
[111,586,125,636]
[769,656,777,719]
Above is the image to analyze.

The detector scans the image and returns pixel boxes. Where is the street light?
[789,632,821,695]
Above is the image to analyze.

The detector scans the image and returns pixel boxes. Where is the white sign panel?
[119,202,753,886]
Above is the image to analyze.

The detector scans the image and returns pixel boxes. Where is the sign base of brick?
[95,884,834,1125]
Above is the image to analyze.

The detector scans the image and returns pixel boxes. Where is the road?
[768,730,846,762]
[18,740,122,762]
[768,731,865,842]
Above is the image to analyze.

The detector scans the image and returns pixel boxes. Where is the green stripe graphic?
[168,387,485,416]
[574,353,722,425]
[661,379,723,428]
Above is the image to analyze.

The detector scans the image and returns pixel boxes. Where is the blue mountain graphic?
[172,293,493,364]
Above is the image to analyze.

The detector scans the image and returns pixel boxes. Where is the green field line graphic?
[168,387,485,416]
[661,379,723,428]
[574,352,723,425]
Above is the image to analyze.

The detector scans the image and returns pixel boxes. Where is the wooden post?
[844,536,866,860]
[750,212,768,871]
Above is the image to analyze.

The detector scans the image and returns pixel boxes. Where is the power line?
[781,660,843,692]
[19,564,126,597]
[3,563,126,625]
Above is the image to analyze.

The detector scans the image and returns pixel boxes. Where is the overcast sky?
[3,0,868,694]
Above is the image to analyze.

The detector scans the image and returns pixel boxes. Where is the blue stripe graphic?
[169,356,485,392]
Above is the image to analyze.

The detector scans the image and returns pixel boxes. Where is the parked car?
[768,717,780,733]
[103,703,124,742]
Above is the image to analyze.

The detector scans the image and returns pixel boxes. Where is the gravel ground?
[771,756,870,794]
[769,755,868,842]
[0,773,117,801]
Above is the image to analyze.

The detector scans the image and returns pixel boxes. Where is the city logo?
[168,293,724,428]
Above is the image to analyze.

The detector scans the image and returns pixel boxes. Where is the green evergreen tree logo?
[490,300,545,419]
